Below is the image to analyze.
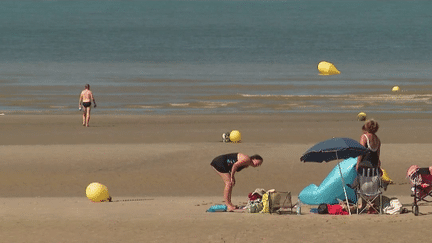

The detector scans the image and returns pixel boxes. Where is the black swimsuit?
[211,153,246,173]
[358,134,380,175]
[82,102,91,108]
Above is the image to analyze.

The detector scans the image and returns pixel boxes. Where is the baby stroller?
[407,165,432,216]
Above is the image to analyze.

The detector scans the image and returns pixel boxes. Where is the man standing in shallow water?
[79,84,97,127]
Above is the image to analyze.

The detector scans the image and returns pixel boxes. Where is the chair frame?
[409,168,432,216]
[355,168,383,214]
[268,191,294,214]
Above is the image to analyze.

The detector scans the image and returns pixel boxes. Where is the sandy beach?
[2,113,432,242]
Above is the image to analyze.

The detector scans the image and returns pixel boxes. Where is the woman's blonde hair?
[363,119,379,134]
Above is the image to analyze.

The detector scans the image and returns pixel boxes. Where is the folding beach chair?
[407,165,432,216]
[356,168,383,214]
[268,191,294,214]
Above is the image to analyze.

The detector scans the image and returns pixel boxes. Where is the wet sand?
[1,113,432,242]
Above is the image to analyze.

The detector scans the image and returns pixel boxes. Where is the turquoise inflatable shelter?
[299,157,358,205]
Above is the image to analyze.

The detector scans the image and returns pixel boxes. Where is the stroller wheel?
[412,205,419,216]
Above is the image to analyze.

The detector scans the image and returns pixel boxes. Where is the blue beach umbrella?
[300,137,368,163]
[300,137,369,215]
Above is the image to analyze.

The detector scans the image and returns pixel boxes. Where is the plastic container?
[296,201,302,215]
[206,204,228,212]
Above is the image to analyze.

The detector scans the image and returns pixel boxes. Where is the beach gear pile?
[244,189,294,214]
[244,188,266,213]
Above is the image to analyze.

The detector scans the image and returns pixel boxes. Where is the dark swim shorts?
[211,156,229,173]
[210,153,240,174]
[82,102,91,108]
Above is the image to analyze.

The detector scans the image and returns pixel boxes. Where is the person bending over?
[211,153,263,211]
[79,84,97,127]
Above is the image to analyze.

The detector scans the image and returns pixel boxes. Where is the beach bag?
[381,169,393,184]
[383,199,402,215]
[245,188,266,213]
[222,132,230,143]
[248,188,266,201]
[259,193,270,213]
[247,201,263,213]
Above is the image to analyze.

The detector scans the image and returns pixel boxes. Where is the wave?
[240,93,432,101]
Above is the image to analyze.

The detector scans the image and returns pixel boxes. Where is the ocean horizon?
[1,0,431,115]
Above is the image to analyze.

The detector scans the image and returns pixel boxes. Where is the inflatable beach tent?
[299,157,357,205]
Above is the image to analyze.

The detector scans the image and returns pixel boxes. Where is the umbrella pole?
[336,154,351,215]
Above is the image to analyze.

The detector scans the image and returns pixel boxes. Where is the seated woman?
[355,119,382,213]
[356,119,381,174]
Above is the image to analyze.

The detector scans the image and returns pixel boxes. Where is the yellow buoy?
[86,182,111,202]
[392,86,400,92]
[317,61,341,75]
[357,112,367,121]
[229,130,241,143]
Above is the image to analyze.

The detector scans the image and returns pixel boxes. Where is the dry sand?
[1,113,432,242]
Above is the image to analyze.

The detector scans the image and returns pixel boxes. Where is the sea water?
[0,0,431,115]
